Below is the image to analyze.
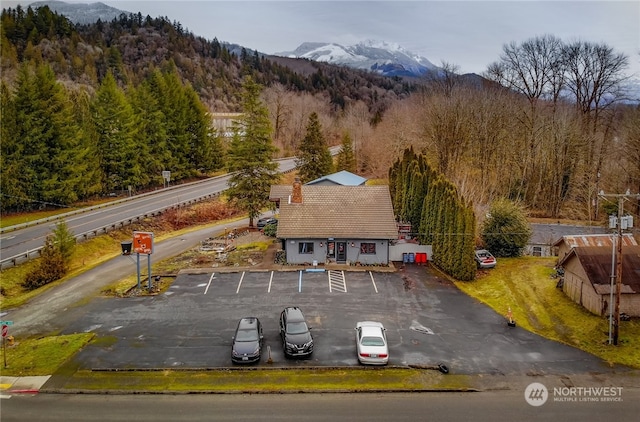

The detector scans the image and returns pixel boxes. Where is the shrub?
[22,221,75,290]
[263,223,277,237]
[481,198,532,257]
[23,237,67,290]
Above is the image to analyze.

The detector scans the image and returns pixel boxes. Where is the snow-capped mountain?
[277,40,440,77]
[27,1,127,24]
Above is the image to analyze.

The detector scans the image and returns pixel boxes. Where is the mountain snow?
[277,40,439,77]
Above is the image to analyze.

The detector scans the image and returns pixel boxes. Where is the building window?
[360,242,376,254]
[299,242,314,254]
[533,246,542,257]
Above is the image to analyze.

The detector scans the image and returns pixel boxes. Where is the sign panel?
[133,231,154,255]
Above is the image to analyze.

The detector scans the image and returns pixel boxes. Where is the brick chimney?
[291,177,303,204]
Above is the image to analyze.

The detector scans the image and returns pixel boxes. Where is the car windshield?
[477,252,490,258]
[236,328,258,342]
[286,321,308,335]
[361,336,385,347]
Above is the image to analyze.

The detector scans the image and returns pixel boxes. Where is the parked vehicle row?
[231,307,389,366]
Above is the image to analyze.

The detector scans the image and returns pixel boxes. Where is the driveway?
[62,264,614,375]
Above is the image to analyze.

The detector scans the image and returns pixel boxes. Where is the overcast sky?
[17,1,640,76]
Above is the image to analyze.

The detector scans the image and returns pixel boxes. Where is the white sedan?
[355,321,389,365]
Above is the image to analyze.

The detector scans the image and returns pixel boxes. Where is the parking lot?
[66,265,611,375]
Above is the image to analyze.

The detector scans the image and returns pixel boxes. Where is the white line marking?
[342,270,347,293]
[236,272,245,294]
[204,273,215,295]
[328,271,332,293]
[369,271,378,293]
[268,271,274,293]
[0,394,12,399]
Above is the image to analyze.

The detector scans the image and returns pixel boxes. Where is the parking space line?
[268,271,274,293]
[298,270,303,292]
[204,273,215,295]
[236,272,245,294]
[369,271,378,293]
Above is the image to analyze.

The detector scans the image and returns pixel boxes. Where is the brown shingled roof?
[559,245,640,294]
[274,185,398,239]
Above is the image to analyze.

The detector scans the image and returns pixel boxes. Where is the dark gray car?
[231,317,263,364]
[279,307,313,358]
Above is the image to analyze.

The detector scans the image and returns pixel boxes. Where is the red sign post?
[133,231,154,255]
[132,232,154,292]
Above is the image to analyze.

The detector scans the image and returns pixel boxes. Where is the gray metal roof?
[306,170,367,186]
[275,185,398,239]
[529,223,608,246]
[553,233,637,248]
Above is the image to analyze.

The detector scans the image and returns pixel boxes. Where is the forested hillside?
[1,4,638,223]
[0,5,411,212]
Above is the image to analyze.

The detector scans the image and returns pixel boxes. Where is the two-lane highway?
[0,156,300,268]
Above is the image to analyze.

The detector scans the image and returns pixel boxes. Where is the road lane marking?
[298,270,302,292]
[268,271,274,293]
[236,272,245,294]
[369,271,378,293]
[204,273,215,295]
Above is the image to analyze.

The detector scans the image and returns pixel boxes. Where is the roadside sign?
[0,321,13,326]
[1,325,7,338]
[133,231,154,255]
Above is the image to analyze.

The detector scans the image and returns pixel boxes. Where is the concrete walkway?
[0,376,50,396]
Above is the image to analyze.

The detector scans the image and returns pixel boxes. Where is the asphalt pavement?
[1,221,638,395]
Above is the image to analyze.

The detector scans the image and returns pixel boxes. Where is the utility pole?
[600,190,638,345]
[613,196,623,346]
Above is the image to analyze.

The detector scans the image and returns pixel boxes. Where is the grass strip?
[50,367,473,393]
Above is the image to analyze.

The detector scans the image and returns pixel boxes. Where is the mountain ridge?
[28,0,127,24]
[277,40,440,78]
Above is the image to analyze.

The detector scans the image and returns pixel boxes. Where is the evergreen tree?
[295,112,333,183]
[481,198,532,257]
[182,85,223,173]
[90,71,139,193]
[3,63,88,210]
[226,76,280,226]
[128,80,166,187]
[0,80,24,211]
[336,132,356,173]
[33,64,86,205]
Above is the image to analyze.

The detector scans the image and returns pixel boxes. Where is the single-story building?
[526,223,608,257]
[554,233,638,262]
[270,178,398,265]
[558,245,640,317]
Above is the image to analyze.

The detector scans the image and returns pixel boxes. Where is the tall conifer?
[295,112,333,183]
[226,76,280,226]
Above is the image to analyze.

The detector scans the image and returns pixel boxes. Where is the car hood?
[285,332,312,345]
[233,340,259,354]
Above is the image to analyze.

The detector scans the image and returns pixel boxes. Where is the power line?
[0,193,74,210]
